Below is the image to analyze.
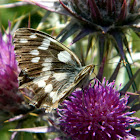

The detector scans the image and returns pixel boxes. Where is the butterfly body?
[14,28,94,112]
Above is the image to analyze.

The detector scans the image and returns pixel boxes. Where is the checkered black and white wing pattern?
[14,28,94,112]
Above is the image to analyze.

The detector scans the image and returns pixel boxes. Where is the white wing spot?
[38,39,50,50]
[50,91,56,98]
[19,38,28,43]
[37,80,46,87]
[30,50,39,55]
[44,57,53,62]
[49,37,57,43]
[30,34,37,38]
[31,57,40,63]
[42,63,52,71]
[33,76,50,87]
[50,91,58,103]
[58,51,71,63]
[45,84,53,93]
[53,73,67,81]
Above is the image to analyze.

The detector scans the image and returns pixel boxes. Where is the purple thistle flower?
[0,22,25,114]
[58,78,140,140]
[22,0,140,47]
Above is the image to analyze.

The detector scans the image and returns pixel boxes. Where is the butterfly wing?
[14,28,85,111]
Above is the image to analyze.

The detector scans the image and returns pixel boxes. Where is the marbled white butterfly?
[14,28,94,112]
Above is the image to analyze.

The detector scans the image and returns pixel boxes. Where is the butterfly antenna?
[93,59,127,68]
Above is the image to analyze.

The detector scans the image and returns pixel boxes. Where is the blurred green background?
[0,0,140,140]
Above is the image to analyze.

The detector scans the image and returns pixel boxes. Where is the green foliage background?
[0,0,140,140]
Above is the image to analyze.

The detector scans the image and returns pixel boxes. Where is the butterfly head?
[74,64,95,88]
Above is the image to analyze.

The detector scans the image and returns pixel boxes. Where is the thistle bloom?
[58,78,139,140]
[22,0,140,58]
[0,23,25,115]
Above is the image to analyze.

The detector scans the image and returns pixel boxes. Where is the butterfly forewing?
[14,28,94,112]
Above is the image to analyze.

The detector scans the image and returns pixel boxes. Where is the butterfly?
[14,28,94,112]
